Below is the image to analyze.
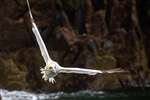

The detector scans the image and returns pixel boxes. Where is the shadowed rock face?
[0,0,150,92]
[0,52,28,90]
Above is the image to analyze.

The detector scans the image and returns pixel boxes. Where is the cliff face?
[0,0,150,92]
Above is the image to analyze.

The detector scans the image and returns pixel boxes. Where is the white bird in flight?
[26,0,126,84]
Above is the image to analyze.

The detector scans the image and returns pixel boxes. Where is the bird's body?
[26,0,127,84]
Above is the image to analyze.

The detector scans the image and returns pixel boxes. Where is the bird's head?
[45,64,54,71]
[45,62,59,72]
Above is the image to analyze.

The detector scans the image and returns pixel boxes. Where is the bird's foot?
[48,78,56,84]
[40,67,56,84]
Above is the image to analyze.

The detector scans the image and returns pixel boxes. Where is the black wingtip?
[102,68,129,74]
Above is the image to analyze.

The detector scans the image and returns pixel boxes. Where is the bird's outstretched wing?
[26,0,53,64]
[59,67,126,75]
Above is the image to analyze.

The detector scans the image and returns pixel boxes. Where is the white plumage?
[26,0,126,84]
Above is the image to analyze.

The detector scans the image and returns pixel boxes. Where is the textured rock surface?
[0,0,150,92]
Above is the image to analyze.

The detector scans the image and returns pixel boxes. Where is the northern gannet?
[26,0,126,84]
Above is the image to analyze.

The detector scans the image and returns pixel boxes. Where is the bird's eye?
[48,67,52,69]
